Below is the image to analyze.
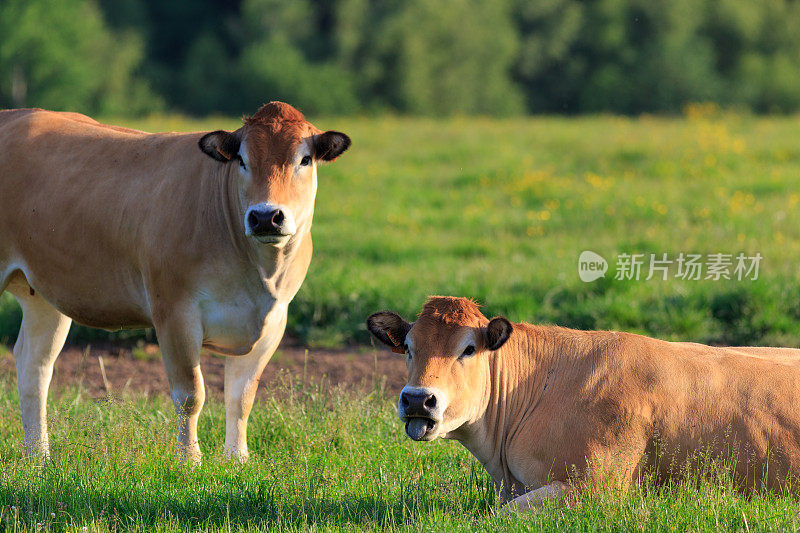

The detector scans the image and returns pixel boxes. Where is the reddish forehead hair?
[242,102,317,166]
[418,296,488,327]
[245,101,306,125]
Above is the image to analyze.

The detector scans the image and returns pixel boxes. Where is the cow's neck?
[249,230,312,303]
[454,325,570,497]
[213,164,312,304]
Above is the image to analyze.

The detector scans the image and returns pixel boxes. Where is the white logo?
[578,250,607,282]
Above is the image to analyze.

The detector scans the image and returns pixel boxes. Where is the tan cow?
[0,102,350,461]
[367,296,800,513]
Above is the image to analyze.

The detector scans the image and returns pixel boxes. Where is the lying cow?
[0,102,350,461]
[367,296,800,513]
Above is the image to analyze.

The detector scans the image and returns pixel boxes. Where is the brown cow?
[367,296,800,513]
[0,102,350,461]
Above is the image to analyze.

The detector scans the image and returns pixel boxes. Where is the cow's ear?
[484,317,512,351]
[314,131,351,162]
[367,311,411,354]
[199,130,241,162]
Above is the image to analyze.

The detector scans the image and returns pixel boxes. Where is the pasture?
[2,110,800,530]
[0,373,799,532]
[3,108,800,348]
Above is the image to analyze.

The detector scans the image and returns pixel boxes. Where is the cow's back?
[0,108,40,126]
[0,108,146,133]
[0,109,219,329]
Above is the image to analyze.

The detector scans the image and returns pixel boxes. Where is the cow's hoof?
[23,447,51,464]
[176,444,202,466]
[224,447,250,463]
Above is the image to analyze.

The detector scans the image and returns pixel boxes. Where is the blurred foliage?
[3,0,800,116]
[512,0,800,114]
[0,0,162,115]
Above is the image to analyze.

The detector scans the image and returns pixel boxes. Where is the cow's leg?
[223,312,286,461]
[499,481,571,515]
[8,283,72,459]
[155,311,205,463]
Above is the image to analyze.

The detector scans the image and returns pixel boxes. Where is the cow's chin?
[252,234,292,246]
[404,417,440,441]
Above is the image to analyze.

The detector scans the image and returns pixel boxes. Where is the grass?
[0,376,798,532]
[131,341,160,362]
[3,109,800,347]
[3,108,800,530]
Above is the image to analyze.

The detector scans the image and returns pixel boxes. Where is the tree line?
[2,0,800,117]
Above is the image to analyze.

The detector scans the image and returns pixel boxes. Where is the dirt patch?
[0,340,408,400]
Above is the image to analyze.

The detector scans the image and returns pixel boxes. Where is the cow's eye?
[300,155,312,166]
[238,157,247,171]
[460,345,475,358]
[403,344,410,358]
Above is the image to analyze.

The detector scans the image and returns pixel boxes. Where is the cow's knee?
[500,481,571,515]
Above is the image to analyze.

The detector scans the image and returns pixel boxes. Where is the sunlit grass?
[0,376,798,532]
[3,111,800,347]
[299,112,800,347]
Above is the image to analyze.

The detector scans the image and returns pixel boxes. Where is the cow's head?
[367,297,512,441]
[198,102,350,246]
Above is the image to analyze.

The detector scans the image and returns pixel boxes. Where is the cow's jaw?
[253,233,292,246]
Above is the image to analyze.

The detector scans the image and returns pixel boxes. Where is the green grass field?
[3,108,800,347]
[2,110,800,530]
[0,374,799,532]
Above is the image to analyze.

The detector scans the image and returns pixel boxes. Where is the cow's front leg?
[223,312,286,461]
[155,310,205,463]
[499,481,571,515]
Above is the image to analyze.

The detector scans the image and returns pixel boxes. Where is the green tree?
[180,33,241,115]
[237,0,358,115]
[0,0,160,114]
[580,0,721,113]
[706,0,800,112]
[514,0,723,114]
[513,0,800,114]
[512,0,584,112]
[388,0,524,115]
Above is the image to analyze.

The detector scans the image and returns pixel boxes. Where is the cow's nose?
[400,390,437,415]
[248,208,286,236]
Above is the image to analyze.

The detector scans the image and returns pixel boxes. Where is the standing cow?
[367,296,800,513]
[0,102,350,461]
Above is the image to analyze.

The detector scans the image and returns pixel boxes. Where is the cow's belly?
[58,301,152,330]
[8,263,152,330]
[200,294,287,356]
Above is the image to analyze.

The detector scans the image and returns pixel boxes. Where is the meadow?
[3,107,800,347]
[2,109,800,530]
[1,373,799,532]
